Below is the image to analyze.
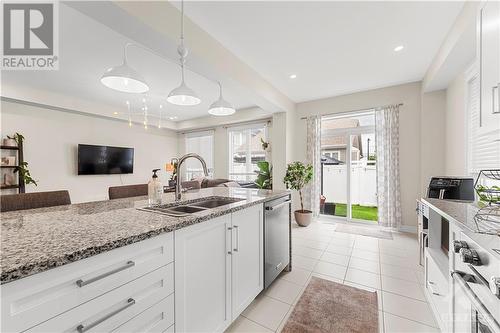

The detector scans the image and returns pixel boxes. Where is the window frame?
[184,130,215,180]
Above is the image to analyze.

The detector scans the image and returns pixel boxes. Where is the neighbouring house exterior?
[321,118,362,162]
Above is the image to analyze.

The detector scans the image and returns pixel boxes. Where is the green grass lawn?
[329,203,378,222]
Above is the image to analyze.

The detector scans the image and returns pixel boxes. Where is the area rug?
[281,277,378,333]
[335,223,393,239]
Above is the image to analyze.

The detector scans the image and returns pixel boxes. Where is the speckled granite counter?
[422,198,500,260]
[1,187,289,284]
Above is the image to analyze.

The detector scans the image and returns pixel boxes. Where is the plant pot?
[294,210,313,227]
[2,138,17,147]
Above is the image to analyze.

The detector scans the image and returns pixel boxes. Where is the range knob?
[453,240,469,253]
[490,277,500,297]
[459,248,482,266]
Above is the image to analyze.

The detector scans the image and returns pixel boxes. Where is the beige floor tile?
[330,237,356,248]
[382,292,437,328]
[265,278,303,305]
[379,311,384,333]
[380,264,418,283]
[319,251,350,266]
[292,254,318,271]
[349,257,380,274]
[381,275,426,301]
[345,267,381,289]
[324,243,353,256]
[310,272,344,284]
[313,261,347,280]
[292,238,329,251]
[351,248,380,262]
[242,296,291,331]
[280,267,311,286]
[293,245,324,259]
[380,254,418,269]
[225,316,273,333]
[384,313,439,333]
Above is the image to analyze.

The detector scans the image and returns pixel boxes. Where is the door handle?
[76,298,135,332]
[493,84,500,114]
[233,225,239,252]
[76,261,135,287]
[266,200,291,211]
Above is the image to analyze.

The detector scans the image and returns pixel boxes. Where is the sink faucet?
[174,153,209,200]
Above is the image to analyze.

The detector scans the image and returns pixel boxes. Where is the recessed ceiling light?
[169,116,178,120]
[113,112,118,115]
[289,74,297,79]
[394,45,404,52]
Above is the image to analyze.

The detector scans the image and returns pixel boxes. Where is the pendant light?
[167,0,201,106]
[101,44,150,94]
[208,82,235,116]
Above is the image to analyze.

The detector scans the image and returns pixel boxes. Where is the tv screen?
[78,144,134,175]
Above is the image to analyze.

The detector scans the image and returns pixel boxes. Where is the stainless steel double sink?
[140,197,243,217]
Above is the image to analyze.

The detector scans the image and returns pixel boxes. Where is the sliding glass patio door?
[320,112,378,224]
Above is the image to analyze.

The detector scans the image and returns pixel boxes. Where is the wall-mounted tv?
[78,144,134,175]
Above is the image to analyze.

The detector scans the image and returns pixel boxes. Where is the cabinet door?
[231,205,264,319]
[479,0,500,126]
[175,215,232,333]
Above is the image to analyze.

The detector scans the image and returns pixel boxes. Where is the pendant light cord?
[179,0,186,82]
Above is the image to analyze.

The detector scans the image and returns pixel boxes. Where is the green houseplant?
[284,161,313,226]
[254,161,272,189]
[14,161,38,186]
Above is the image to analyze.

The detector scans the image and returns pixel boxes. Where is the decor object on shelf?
[284,161,313,227]
[1,156,15,166]
[3,173,15,186]
[7,133,24,146]
[2,138,17,147]
[14,161,37,187]
[254,161,272,190]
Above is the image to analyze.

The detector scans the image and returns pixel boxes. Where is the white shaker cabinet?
[174,214,233,333]
[231,205,264,319]
[479,0,500,125]
[174,204,264,333]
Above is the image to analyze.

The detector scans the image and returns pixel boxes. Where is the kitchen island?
[1,187,291,333]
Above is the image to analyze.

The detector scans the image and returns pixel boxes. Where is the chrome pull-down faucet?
[174,153,209,200]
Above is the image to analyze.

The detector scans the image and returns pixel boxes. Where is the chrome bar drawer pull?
[265,200,291,211]
[76,261,135,287]
[233,225,240,252]
[76,298,135,333]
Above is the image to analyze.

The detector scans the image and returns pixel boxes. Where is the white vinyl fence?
[322,163,377,206]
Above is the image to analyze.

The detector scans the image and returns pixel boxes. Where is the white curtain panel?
[304,116,322,216]
[375,105,402,229]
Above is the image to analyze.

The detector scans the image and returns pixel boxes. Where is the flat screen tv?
[78,144,134,175]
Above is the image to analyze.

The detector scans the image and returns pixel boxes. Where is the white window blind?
[184,130,214,180]
[467,74,500,173]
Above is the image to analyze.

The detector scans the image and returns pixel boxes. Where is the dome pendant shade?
[100,61,149,93]
[208,96,235,116]
[167,80,201,106]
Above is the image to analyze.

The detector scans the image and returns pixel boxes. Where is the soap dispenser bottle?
[148,169,163,206]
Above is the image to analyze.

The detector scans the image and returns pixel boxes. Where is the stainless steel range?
[452,232,500,333]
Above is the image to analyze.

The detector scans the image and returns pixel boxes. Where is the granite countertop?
[422,198,500,260]
[1,187,290,284]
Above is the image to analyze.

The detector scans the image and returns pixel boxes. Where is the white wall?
[420,90,446,195]
[1,100,178,203]
[445,70,468,176]
[292,82,423,229]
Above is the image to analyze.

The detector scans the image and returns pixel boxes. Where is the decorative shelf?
[1,165,17,168]
[0,146,19,150]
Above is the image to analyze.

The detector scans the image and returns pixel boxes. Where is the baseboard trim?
[399,225,417,233]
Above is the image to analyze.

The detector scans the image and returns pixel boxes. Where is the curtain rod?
[299,103,404,120]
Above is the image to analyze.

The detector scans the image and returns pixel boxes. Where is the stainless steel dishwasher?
[264,195,291,289]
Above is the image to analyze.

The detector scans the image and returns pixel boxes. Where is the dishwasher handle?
[265,200,291,211]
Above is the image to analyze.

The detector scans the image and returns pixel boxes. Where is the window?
[184,130,214,180]
[228,123,268,182]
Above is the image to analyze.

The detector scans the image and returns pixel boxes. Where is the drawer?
[26,263,173,333]
[112,294,174,333]
[425,254,448,325]
[2,233,173,333]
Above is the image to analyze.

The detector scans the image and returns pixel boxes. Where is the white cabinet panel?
[26,263,174,333]
[174,214,232,333]
[1,233,173,333]
[479,0,500,126]
[231,205,263,319]
[112,294,174,333]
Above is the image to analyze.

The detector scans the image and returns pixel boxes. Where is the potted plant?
[4,132,24,147]
[284,161,313,227]
[254,161,272,189]
[14,161,37,186]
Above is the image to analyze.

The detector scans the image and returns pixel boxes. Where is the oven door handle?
[451,271,500,332]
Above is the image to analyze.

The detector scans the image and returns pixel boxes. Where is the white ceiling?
[176,1,465,103]
[2,3,255,124]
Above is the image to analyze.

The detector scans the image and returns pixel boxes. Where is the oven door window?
[472,309,493,333]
